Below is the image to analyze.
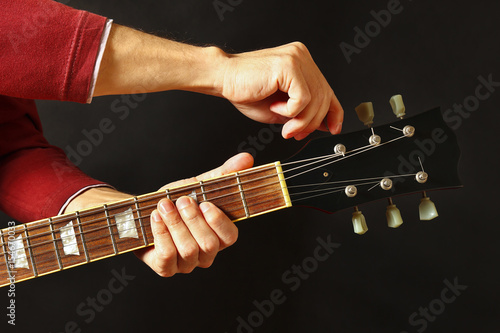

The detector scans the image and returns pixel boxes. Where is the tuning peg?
[389,94,406,118]
[386,198,403,228]
[352,206,368,235]
[355,102,374,127]
[419,192,438,220]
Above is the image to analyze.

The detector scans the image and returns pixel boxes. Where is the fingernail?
[159,199,175,214]
[151,210,162,223]
[332,122,342,134]
[176,196,191,209]
[200,202,211,213]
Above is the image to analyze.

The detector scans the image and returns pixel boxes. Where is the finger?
[158,198,199,273]
[176,197,220,268]
[270,71,311,119]
[281,92,326,139]
[200,201,238,251]
[297,92,334,138]
[195,152,254,181]
[326,94,344,134]
[135,209,178,277]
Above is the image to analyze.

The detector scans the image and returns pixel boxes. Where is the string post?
[345,185,358,198]
[415,171,428,184]
[334,143,346,156]
[403,125,415,137]
[380,178,393,190]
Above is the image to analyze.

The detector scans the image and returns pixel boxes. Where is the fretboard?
[0,162,291,287]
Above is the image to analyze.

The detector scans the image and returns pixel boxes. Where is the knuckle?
[198,258,215,269]
[179,265,196,274]
[287,41,307,55]
[179,206,201,224]
[199,235,220,255]
[155,246,176,262]
[224,228,239,246]
[156,269,175,278]
[178,243,198,260]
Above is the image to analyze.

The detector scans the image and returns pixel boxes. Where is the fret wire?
[0,229,13,280]
[24,224,37,277]
[0,186,287,263]
[2,167,288,248]
[200,181,207,201]
[8,167,282,241]
[235,172,250,218]
[134,196,148,246]
[104,204,118,255]
[76,211,90,263]
[0,178,284,252]
[49,218,63,270]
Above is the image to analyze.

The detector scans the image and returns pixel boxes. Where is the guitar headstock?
[282,103,461,234]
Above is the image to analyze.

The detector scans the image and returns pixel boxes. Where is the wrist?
[63,187,133,214]
[183,45,229,97]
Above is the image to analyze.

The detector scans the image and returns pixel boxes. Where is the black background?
[2,0,499,332]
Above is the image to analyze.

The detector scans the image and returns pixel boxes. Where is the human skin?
[66,23,344,277]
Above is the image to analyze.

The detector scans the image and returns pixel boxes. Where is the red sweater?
[0,0,108,222]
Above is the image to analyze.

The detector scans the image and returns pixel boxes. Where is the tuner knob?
[355,102,374,127]
[352,207,368,235]
[389,95,406,118]
[419,192,438,220]
[386,198,403,228]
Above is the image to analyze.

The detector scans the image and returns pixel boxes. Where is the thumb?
[195,153,254,181]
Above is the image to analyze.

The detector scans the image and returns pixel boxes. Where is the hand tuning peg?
[386,198,403,228]
[419,191,438,220]
[389,94,406,118]
[355,102,374,127]
[352,206,368,235]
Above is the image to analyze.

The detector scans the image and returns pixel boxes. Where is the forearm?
[93,24,228,97]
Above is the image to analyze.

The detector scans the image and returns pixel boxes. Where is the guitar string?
[0,190,294,268]
[6,125,408,242]
[0,134,402,260]
[0,131,410,266]
[0,137,378,247]
[0,167,418,265]
[21,129,401,238]
[1,138,361,240]
[0,173,400,270]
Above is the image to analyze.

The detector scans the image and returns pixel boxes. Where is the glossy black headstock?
[283,107,461,214]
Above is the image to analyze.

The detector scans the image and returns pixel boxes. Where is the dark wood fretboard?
[0,162,291,287]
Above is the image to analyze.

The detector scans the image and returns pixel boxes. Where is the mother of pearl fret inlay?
[10,235,29,269]
[115,208,139,239]
[60,221,80,256]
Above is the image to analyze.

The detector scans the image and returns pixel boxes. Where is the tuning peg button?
[355,102,374,127]
[352,207,368,235]
[390,95,406,118]
[386,204,403,228]
[419,193,438,220]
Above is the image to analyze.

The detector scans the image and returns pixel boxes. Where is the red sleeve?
[0,96,108,223]
[0,0,107,103]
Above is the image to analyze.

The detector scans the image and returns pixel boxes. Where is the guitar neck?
[0,162,291,287]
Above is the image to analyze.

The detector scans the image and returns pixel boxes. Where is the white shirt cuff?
[87,19,114,104]
[58,184,115,215]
